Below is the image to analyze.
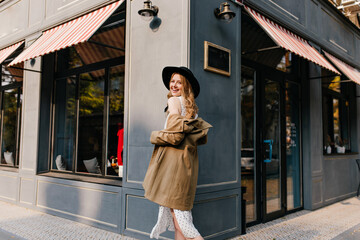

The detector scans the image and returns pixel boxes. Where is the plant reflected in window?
[322,69,351,154]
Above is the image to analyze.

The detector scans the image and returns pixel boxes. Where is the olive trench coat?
[142,114,212,211]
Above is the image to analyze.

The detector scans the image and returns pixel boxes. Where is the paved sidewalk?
[232,196,360,240]
[332,223,360,240]
[0,228,26,240]
[0,197,359,239]
[0,201,134,240]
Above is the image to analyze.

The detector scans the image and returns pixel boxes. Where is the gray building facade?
[0,0,359,239]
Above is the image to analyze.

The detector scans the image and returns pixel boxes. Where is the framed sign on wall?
[204,41,231,77]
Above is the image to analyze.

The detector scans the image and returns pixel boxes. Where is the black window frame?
[322,73,353,155]
[0,65,23,168]
[50,55,125,178]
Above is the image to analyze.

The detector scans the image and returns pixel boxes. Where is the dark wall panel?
[123,189,173,239]
[356,36,360,64]
[265,0,305,24]
[127,146,153,183]
[122,188,241,240]
[309,65,323,174]
[193,192,239,237]
[191,0,241,192]
[36,177,122,233]
[321,7,354,56]
[307,0,320,36]
[323,159,358,202]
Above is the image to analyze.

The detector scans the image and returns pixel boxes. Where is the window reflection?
[0,63,23,167]
[286,82,302,210]
[52,77,76,171]
[1,88,21,166]
[241,66,256,223]
[107,66,124,176]
[77,70,105,174]
[322,69,350,154]
[264,79,281,214]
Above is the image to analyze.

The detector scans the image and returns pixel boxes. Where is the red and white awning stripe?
[9,0,124,66]
[0,41,24,65]
[324,51,360,85]
[243,5,340,75]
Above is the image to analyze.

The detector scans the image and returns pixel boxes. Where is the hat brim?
[162,66,200,98]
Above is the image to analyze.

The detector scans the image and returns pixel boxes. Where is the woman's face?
[169,74,183,97]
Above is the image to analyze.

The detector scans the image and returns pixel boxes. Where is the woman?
[143,66,212,240]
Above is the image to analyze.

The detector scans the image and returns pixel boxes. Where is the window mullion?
[50,81,56,171]
[15,87,21,166]
[103,68,110,176]
[329,96,335,142]
[74,74,80,173]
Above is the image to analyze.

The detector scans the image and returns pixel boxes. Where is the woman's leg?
[171,209,186,240]
[170,209,204,240]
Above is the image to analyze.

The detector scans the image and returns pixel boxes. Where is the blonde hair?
[167,73,198,119]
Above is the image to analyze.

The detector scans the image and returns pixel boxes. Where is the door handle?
[263,139,273,163]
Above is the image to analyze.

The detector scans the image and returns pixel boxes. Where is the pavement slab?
[232,197,360,240]
[332,223,360,240]
[0,228,26,240]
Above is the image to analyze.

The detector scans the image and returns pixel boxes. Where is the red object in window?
[117,128,124,166]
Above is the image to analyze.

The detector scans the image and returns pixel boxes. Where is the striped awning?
[324,51,360,85]
[0,41,24,64]
[243,5,340,75]
[9,0,124,66]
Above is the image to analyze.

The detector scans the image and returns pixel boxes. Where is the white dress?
[150,96,201,239]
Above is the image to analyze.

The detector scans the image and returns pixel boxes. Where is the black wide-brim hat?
[162,66,200,98]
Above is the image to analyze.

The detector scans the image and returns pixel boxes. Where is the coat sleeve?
[150,130,185,145]
[150,114,187,146]
[197,129,209,146]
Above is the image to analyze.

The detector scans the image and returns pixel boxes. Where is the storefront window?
[52,76,76,172]
[241,66,256,223]
[322,70,351,154]
[51,12,125,177]
[286,81,302,210]
[0,64,23,167]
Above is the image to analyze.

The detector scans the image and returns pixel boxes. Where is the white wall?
[124,0,190,185]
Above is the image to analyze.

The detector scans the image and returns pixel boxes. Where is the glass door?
[285,81,302,210]
[241,63,303,225]
[260,73,286,221]
[241,66,257,224]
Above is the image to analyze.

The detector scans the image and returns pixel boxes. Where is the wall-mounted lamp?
[214,2,236,23]
[138,0,159,21]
